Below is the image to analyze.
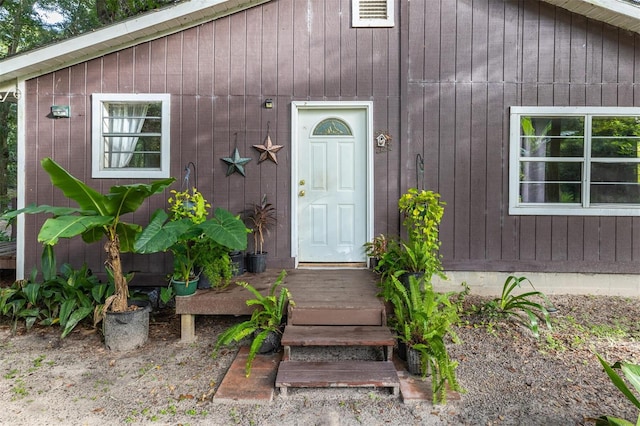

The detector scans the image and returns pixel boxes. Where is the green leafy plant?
[246,194,276,255]
[134,189,248,284]
[377,188,446,284]
[194,237,233,289]
[593,353,640,425]
[2,157,173,315]
[214,270,293,377]
[363,234,388,259]
[388,274,466,404]
[0,246,114,338]
[481,275,554,339]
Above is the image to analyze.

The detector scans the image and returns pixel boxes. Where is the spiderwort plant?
[482,275,555,339]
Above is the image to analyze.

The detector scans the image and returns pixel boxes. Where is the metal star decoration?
[253,134,283,164]
[221,147,251,177]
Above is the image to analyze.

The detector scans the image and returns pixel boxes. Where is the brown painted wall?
[403,0,640,273]
[23,0,640,280]
[23,0,402,281]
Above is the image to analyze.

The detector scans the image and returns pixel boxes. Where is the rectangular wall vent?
[352,0,394,28]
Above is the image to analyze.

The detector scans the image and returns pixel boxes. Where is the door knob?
[299,190,305,197]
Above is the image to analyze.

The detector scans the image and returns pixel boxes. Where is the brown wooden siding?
[404,0,640,274]
[22,0,640,279]
[23,0,402,280]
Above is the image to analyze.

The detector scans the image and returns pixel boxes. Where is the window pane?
[520,161,582,203]
[520,183,581,203]
[520,161,582,182]
[591,184,640,204]
[591,162,640,183]
[520,116,584,158]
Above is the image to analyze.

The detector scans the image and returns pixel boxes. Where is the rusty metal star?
[253,134,283,164]
[221,147,251,177]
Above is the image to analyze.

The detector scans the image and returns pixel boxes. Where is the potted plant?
[363,234,388,269]
[245,194,276,273]
[379,188,446,288]
[388,273,466,404]
[134,188,249,296]
[214,270,293,377]
[3,158,174,350]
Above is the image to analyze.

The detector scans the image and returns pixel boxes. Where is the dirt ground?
[1,290,640,425]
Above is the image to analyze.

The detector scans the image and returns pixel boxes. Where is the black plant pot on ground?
[246,252,267,273]
[257,328,283,354]
[103,301,151,351]
[406,346,431,376]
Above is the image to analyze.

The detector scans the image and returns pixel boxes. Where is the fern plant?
[388,274,466,404]
[214,270,293,377]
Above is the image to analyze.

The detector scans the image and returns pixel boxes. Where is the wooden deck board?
[175,268,385,341]
[281,325,395,347]
[275,360,399,396]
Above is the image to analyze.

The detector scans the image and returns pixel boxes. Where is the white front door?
[293,103,371,263]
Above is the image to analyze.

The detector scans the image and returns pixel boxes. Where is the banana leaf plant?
[2,157,174,314]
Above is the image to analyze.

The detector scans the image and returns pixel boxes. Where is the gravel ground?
[1,294,639,425]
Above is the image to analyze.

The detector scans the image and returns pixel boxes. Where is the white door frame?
[290,101,374,267]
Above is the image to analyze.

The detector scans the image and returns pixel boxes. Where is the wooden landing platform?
[175,268,383,342]
[0,241,16,269]
[275,361,400,396]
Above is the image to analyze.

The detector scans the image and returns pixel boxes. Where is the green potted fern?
[388,273,466,404]
[214,270,293,377]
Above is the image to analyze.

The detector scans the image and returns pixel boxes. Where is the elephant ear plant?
[2,158,174,316]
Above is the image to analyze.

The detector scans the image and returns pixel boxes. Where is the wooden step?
[275,361,400,397]
[287,306,385,326]
[281,325,395,360]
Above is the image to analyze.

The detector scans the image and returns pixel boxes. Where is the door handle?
[299,190,305,197]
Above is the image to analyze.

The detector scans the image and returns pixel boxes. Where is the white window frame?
[510,106,640,216]
[91,93,171,179]
[352,0,394,28]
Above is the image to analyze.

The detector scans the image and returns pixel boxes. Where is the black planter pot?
[103,301,151,351]
[230,251,246,276]
[246,252,267,273]
[406,346,431,376]
[400,272,425,289]
[257,328,283,354]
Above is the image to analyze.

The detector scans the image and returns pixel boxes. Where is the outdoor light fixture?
[51,105,70,118]
[263,98,273,109]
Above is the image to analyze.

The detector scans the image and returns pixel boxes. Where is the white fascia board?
[0,0,272,92]
[543,0,640,33]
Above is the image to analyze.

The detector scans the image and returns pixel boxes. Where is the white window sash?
[509,106,640,216]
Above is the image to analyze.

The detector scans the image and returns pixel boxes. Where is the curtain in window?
[104,103,148,168]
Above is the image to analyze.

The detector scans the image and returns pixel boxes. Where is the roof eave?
[542,0,640,33]
[0,0,272,93]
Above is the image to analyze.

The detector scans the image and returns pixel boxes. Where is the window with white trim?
[510,107,640,216]
[92,93,170,178]
[352,0,394,28]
